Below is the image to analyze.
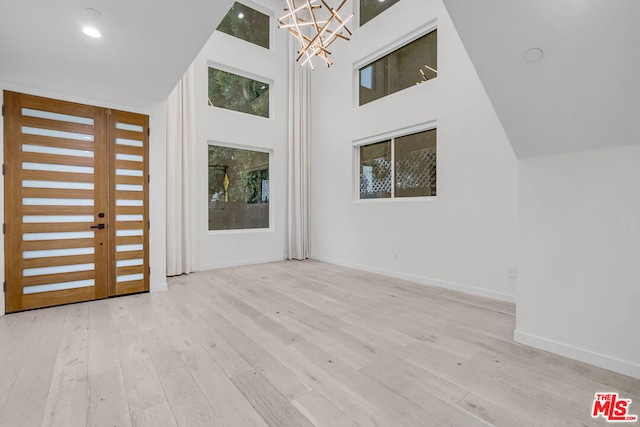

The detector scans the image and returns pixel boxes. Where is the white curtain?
[287,38,311,260]
[166,64,197,275]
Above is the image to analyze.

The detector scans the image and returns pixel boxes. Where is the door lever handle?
[90,224,106,229]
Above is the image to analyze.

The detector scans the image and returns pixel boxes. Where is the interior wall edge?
[312,255,517,304]
[514,329,640,381]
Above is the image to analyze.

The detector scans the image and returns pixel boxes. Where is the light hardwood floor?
[0,260,638,426]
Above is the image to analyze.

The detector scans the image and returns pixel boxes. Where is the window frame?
[207,62,274,119]
[353,121,437,202]
[206,140,274,234]
[215,0,275,51]
[352,21,437,107]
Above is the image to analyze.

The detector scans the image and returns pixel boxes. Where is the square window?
[217,2,270,49]
[208,67,270,118]
[208,145,270,230]
[395,129,436,197]
[359,128,436,199]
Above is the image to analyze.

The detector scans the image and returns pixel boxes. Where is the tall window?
[217,2,270,49]
[359,0,401,26]
[208,67,270,118]
[208,145,270,230]
[359,128,436,199]
[359,29,437,105]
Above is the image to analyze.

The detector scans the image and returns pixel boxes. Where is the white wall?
[190,0,289,270]
[0,81,168,316]
[309,0,519,301]
[516,144,640,379]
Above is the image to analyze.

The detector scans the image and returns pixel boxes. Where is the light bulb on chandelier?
[278,0,354,69]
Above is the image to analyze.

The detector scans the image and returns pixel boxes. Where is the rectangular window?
[208,145,270,230]
[208,67,270,118]
[359,140,391,199]
[359,128,436,199]
[217,2,270,49]
[359,0,401,26]
[359,29,437,106]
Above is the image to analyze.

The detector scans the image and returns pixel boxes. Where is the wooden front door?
[3,91,149,313]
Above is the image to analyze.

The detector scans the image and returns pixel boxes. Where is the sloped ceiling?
[0,0,234,107]
[442,0,640,157]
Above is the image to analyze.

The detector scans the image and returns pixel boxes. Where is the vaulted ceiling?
[0,0,233,107]
[3,0,638,156]
[442,0,640,157]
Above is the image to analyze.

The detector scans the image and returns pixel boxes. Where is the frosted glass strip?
[23,231,94,241]
[24,263,95,277]
[116,153,143,162]
[23,247,94,259]
[22,126,93,141]
[23,180,94,190]
[23,215,94,223]
[117,244,144,252]
[116,259,144,268]
[116,138,143,147]
[22,108,94,125]
[23,162,94,174]
[23,198,94,206]
[116,169,143,177]
[23,279,94,295]
[116,184,143,192]
[116,199,143,207]
[116,123,144,132]
[116,229,143,237]
[116,215,143,221]
[22,144,93,158]
[117,273,144,283]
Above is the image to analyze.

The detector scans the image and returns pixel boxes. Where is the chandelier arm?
[285,0,316,68]
[319,0,352,36]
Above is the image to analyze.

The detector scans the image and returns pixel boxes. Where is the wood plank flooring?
[0,260,638,426]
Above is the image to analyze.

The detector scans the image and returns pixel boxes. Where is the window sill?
[207,227,274,236]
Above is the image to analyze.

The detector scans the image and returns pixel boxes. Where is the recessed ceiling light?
[238,12,244,19]
[82,27,102,38]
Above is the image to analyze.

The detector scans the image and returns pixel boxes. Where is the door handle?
[90,224,106,229]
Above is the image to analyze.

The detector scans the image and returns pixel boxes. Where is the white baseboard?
[197,256,286,272]
[514,330,640,380]
[312,256,516,303]
[150,281,168,293]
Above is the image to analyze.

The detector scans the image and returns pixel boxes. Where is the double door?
[3,91,149,313]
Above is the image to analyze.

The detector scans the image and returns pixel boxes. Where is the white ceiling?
[0,0,234,107]
[442,0,640,157]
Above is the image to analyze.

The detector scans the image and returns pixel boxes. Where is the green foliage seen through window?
[208,67,270,118]
[217,2,270,49]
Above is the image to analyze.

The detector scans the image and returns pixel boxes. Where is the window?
[208,67,270,118]
[359,0,401,26]
[359,128,436,199]
[217,2,270,49]
[208,145,270,230]
[358,29,437,105]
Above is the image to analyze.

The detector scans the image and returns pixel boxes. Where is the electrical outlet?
[507,266,517,278]
[393,250,398,259]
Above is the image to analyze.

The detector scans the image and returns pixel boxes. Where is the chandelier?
[278,0,353,68]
